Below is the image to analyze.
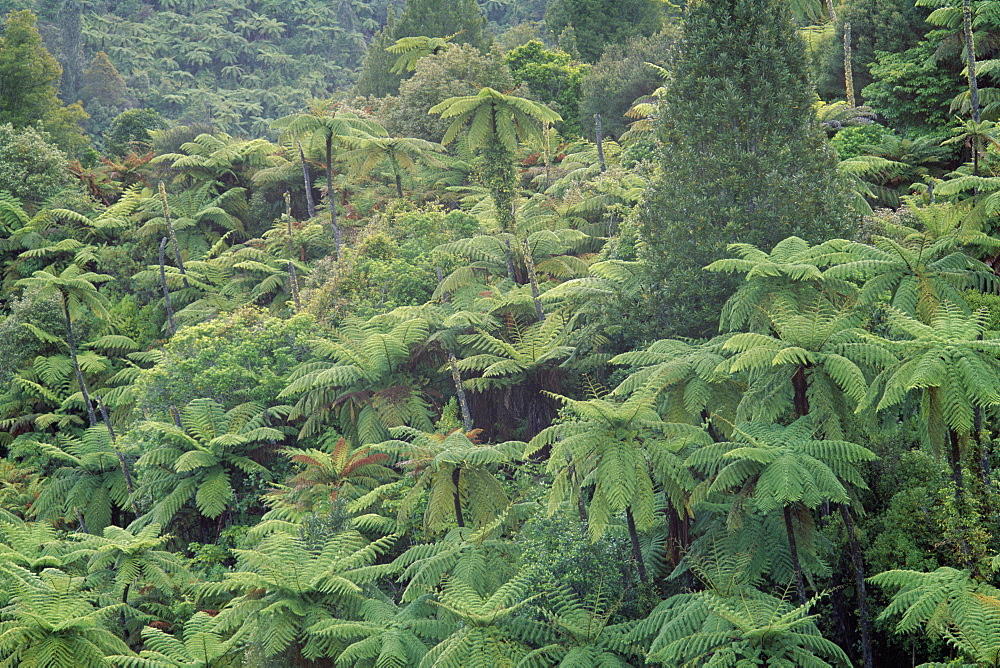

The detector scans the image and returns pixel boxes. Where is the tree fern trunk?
[949,428,975,569]
[964,0,981,124]
[522,238,544,322]
[594,113,606,173]
[449,356,474,432]
[843,22,855,107]
[626,506,648,583]
[391,155,404,198]
[159,182,189,290]
[158,237,177,336]
[568,454,588,523]
[63,295,97,427]
[504,236,517,283]
[284,193,301,311]
[297,140,317,218]
[452,467,465,528]
[325,136,342,257]
[840,504,873,668]
[783,504,807,605]
[96,395,140,519]
[791,365,810,419]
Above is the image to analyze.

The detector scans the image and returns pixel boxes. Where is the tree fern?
[109,610,245,668]
[0,568,132,667]
[873,564,1000,666]
[279,316,434,442]
[528,391,703,581]
[377,427,524,533]
[203,528,397,661]
[132,398,281,530]
[631,546,850,667]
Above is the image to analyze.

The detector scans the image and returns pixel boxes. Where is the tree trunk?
[522,238,544,322]
[964,0,981,123]
[391,155,404,198]
[297,140,317,218]
[325,135,342,257]
[63,295,97,426]
[783,505,808,605]
[158,237,177,336]
[840,504,874,668]
[452,467,464,527]
[504,236,517,283]
[158,182,189,290]
[949,428,976,569]
[594,114,606,172]
[567,454,588,523]
[626,506,648,583]
[449,355,474,431]
[791,365,810,419]
[844,22,856,107]
[96,395,140,518]
[284,193,301,311]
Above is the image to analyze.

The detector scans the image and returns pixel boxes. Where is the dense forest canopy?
[5,0,1000,666]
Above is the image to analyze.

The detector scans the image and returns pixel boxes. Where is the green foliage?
[308,594,449,667]
[104,108,167,157]
[379,43,516,142]
[202,528,397,660]
[0,568,132,667]
[0,124,70,207]
[0,10,88,154]
[379,426,524,533]
[812,0,932,102]
[543,0,663,63]
[392,0,488,50]
[687,417,877,515]
[431,87,560,232]
[79,2,374,134]
[831,124,891,160]
[79,51,126,109]
[279,314,435,442]
[505,41,589,135]
[131,309,321,416]
[354,9,403,98]
[632,550,851,666]
[873,565,1000,666]
[859,303,1000,453]
[638,0,854,338]
[132,397,281,529]
[110,611,243,668]
[577,28,677,141]
[863,37,965,133]
[22,426,131,534]
[528,392,698,542]
[417,565,536,667]
[75,523,189,611]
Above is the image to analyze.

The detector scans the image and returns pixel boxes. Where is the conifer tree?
[0,10,87,153]
[545,0,663,62]
[0,10,63,128]
[637,0,854,339]
[79,51,127,109]
[354,7,404,97]
[392,0,488,49]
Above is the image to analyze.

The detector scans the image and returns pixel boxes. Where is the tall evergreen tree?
[392,0,488,49]
[0,10,86,153]
[354,6,404,98]
[637,0,854,339]
[0,10,63,128]
[544,0,664,63]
